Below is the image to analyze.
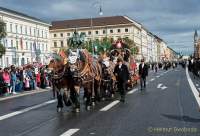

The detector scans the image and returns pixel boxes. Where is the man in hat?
[114,57,130,102]
[139,59,148,90]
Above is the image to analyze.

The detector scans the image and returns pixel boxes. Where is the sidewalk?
[0,87,51,102]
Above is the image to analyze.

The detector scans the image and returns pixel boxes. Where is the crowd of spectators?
[0,65,50,96]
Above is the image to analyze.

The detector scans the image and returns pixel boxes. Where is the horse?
[67,49,102,110]
[99,53,116,100]
[47,55,80,112]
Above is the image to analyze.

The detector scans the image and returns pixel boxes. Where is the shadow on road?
[162,114,200,123]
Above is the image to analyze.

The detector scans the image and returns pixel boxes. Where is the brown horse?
[67,49,102,110]
[48,56,80,112]
[99,53,117,100]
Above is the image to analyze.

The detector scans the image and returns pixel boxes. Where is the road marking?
[100,100,120,111]
[127,88,138,94]
[157,83,167,90]
[60,129,80,136]
[186,67,200,107]
[157,83,163,88]
[161,86,168,90]
[150,78,155,82]
[175,80,180,86]
[196,84,199,87]
[0,99,56,121]
[156,76,160,78]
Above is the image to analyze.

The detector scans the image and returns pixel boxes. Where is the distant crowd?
[0,65,51,96]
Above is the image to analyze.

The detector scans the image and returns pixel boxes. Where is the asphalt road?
[0,66,200,136]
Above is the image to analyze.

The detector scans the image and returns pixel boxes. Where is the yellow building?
[50,16,167,62]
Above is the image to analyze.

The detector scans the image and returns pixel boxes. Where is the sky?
[0,0,199,55]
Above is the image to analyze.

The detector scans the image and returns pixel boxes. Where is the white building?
[0,7,51,67]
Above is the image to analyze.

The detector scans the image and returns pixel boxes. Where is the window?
[27,58,29,64]
[30,42,32,51]
[10,24,12,32]
[29,27,32,35]
[46,44,47,51]
[54,42,57,47]
[61,41,64,47]
[42,44,44,51]
[110,29,113,33]
[118,29,121,33]
[45,32,47,38]
[11,40,13,47]
[34,28,36,36]
[26,42,28,50]
[67,33,70,36]
[88,31,91,35]
[25,26,27,35]
[15,24,18,33]
[60,33,63,37]
[20,26,22,34]
[125,28,129,32]
[37,30,39,37]
[103,30,106,34]
[16,40,18,49]
[54,33,57,37]
[95,31,99,35]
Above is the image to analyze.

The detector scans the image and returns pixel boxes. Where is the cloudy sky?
[0,0,199,55]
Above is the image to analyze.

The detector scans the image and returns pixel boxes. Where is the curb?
[0,88,51,102]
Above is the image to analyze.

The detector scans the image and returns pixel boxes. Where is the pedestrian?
[0,68,5,96]
[10,65,17,94]
[114,57,130,103]
[2,68,11,95]
[139,59,148,90]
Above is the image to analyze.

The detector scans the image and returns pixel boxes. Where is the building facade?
[0,7,51,67]
[50,16,168,62]
[194,30,200,58]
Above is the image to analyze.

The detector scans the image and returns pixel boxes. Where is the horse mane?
[52,54,63,62]
[80,49,93,63]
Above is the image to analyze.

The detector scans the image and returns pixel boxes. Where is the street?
[0,66,200,136]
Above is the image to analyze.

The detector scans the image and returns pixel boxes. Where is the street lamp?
[91,0,103,57]
[90,0,103,105]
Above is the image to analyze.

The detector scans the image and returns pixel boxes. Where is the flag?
[59,49,66,59]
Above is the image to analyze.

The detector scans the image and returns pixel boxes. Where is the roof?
[50,16,134,30]
[0,6,49,25]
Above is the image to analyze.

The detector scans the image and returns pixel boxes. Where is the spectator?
[10,65,17,94]
[0,68,5,95]
[2,68,11,95]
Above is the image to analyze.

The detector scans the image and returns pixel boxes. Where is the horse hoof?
[57,107,62,112]
[87,106,91,111]
[75,108,80,113]
[92,102,95,106]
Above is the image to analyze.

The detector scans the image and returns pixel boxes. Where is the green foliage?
[0,20,6,58]
[0,21,6,39]
[0,43,6,58]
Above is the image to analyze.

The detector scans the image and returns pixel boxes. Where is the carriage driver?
[114,57,130,103]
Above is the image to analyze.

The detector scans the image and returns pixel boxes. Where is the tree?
[122,37,139,55]
[0,20,6,58]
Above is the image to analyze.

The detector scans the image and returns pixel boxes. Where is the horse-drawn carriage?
[47,38,139,112]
